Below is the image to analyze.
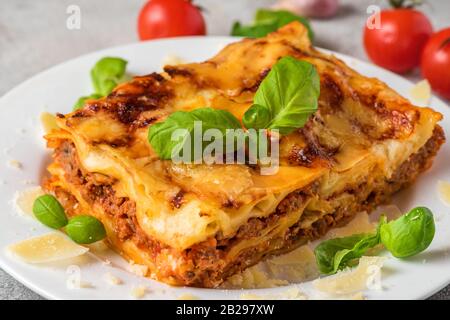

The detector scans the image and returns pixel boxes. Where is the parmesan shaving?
[14,186,44,216]
[40,112,58,133]
[313,256,386,295]
[8,232,89,263]
[438,180,450,206]
[410,79,431,106]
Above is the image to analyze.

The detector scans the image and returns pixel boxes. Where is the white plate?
[0,37,449,300]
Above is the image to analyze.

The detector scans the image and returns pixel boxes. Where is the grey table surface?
[0,0,449,300]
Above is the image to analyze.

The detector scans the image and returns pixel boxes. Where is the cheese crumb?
[8,160,23,170]
[8,232,89,263]
[240,293,266,300]
[410,79,431,106]
[177,293,199,300]
[130,286,147,299]
[127,262,149,277]
[14,186,44,216]
[40,112,58,133]
[313,256,386,295]
[104,272,122,285]
[438,180,450,206]
[161,55,186,67]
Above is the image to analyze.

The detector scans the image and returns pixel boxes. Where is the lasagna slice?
[43,22,445,287]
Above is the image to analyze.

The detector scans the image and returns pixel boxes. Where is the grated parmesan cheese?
[14,186,44,217]
[313,256,386,295]
[130,285,147,299]
[127,261,149,277]
[8,232,89,263]
[161,55,186,68]
[177,293,199,300]
[409,79,431,106]
[8,159,23,170]
[104,272,122,285]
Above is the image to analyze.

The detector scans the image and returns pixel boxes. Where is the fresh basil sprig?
[243,57,320,135]
[32,194,106,244]
[148,108,242,160]
[73,57,128,110]
[314,207,435,275]
[232,9,314,42]
[148,56,319,161]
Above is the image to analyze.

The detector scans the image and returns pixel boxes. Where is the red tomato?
[421,28,450,100]
[364,9,432,73]
[137,0,206,40]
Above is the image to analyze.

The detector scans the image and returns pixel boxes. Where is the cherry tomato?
[364,9,432,73]
[137,0,206,41]
[421,28,450,100]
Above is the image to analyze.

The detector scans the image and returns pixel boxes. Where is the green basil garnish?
[90,57,128,97]
[380,207,435,258]
[148,57,319,160]
[73,57,128,110]
[243,57,320,135]
[148,108,243,160]
[32,195,68,229]
[314,207,435,275]
[232,9,314,41]
[65,215,106,244]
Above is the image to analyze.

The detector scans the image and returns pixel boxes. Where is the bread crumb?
[130,286,147,299]
[104,272,122,285]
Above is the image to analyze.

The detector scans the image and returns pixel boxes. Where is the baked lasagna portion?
[43,22,444,287]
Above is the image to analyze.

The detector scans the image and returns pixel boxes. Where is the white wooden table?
[0,0,449,299]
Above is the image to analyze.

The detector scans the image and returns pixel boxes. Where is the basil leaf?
[380,207,435,258]
[148,108,242,160]
[231,21,279,38]
[73,93,103,111]
[314,232,381,275]
[242,104,271,130]
[66,215,106,244]
[32,195,68,229]
[244,56,320,135]
[255,9,314,41]
[91,57,128,96]
[231,9,314,41]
